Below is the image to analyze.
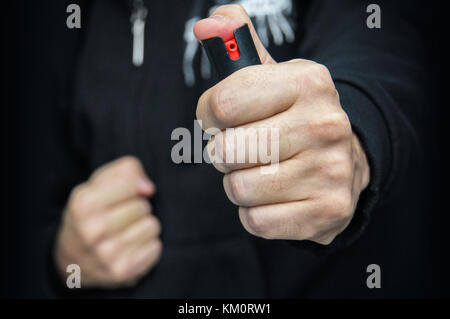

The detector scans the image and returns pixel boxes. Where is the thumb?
[193,4,275,65]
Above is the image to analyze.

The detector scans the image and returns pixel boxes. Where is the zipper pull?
[130,1,148,67]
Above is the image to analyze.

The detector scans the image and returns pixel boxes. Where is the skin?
[54,156,162,288]
[55,4,370,288]
[195,5,370,245]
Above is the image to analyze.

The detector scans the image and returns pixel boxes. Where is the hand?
[195,5,370,245]
[54,156,162,288]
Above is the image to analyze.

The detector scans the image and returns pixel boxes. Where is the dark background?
[1,1,449,298]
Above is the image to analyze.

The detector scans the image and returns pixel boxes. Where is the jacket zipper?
[130,0,148,66]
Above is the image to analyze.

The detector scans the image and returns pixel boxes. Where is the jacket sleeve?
[293,0,431,251]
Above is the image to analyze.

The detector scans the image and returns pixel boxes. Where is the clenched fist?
[54,157,162,288]
[195,5,370,245]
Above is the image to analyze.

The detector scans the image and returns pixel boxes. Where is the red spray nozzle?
[225,38,240,60]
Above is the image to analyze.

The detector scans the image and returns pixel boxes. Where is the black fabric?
[8,0,440,298]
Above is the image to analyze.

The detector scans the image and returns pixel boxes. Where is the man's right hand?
[54,156,162,288]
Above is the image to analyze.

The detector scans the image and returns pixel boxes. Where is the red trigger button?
[225,38,240,60]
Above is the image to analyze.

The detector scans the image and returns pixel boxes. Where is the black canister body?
[202,24,261,82]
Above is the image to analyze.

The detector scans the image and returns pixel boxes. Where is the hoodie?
[12,0,435,298]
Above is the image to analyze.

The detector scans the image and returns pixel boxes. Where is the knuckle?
[227,172,247,205]
[108,263,129,284]
[213,132,235,172]
[321,151,353,182]
[135,198,151,214]
[314,235,337,246]
[142,215,161,237]
[334,113,352,139]
[321,192,353,222]
[307,112,351,142]
[222,131,237,166]
[207,134,231,173]
[196,91,209,122]
[212,161,231,174]
[210,86,236,126]
[68,185,90,219]
[303,222,337,246]
[117,156,143,177]
[244,207,270,238]
[94,242,115,264]
[77,223,98,246]
[298,226,317,242]
[325,164,352,183]
[308,63,335,93]
[151,239,163,257]
[150,217,162,236]
[70,184,85,201]
[288,58,304,64]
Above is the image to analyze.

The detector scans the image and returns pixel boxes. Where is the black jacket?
[8,0,440,298]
